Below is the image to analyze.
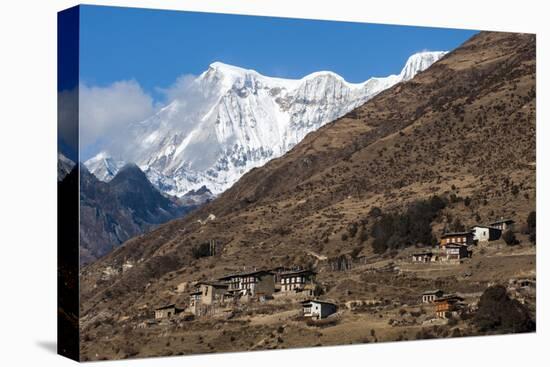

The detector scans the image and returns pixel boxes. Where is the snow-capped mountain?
[86,51,446,196]
[58,152,75,181]
[85,152,126,182]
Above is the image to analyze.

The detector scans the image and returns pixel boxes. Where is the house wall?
[255,274,275,296]
[423,295,435,303]
[472,227,502,241]
[320,303,337,318]
[472,227,490,242]
[493,222,513,232]
[413,254,432,263]
[280,273,313,292]
[304,302,337,319]
[155,307,175,319]
[199,285,214,305]
[440,234,474,247]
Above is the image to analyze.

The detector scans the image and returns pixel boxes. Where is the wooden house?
[279,269,316,292]
[301,299,337,319]
[443,243,470,261]
[433,295,464,318]
[218,270,275,297]
[422,289,444,303]
[440,231,474,247]
[471,225,502,242]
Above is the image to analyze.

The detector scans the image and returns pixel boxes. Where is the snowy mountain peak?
[86,51,446,196]
[84,152,126,182]
[399,51,447,81]
[208,61,253,75]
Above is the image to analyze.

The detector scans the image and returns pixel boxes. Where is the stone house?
[194,281,229,305]
[471,225,502,242]
[188,291,202,315]
[422,289,444,303]
[489,219,515,232]
[154,304,183,320]
[218,270,275,297]
[301,299,337,319]
[279,269,316,292]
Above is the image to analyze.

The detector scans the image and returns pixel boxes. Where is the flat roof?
[422,289,444,295]
[218,269,273,280]
[413,252,433,256]
[489,219,515,225]
[301,299,337,306]
[434,294,464,302]
[471,225,501,230]
[279,269,316,277]
[196,281,228,288]
[155,304,176,310]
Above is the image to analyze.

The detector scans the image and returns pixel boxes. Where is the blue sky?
[80,5,478,102]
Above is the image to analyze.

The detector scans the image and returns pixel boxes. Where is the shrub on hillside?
[473,285,534,333]
[370,196,445,254]
[502,230,519,246]
[192,242,211,259]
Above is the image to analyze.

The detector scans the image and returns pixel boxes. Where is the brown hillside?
[79,31,535,339]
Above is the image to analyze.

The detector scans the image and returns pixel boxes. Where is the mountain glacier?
[86,51,446,196]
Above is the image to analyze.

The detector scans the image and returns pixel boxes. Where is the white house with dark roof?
[301,299,337,319]
[471,225,502,242]
[422,289,444,303]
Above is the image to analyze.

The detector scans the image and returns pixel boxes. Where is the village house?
[194,281,229,305]
[433,295,464,319]
[218,270,275,297]
[154,304,183,320]
[443,243,470,262]
[301,299,338,319]
[188,291,202,315]
[440,231,474,247]
[471,225,502,242]
[422,289,444,303]
[412,251,435,263]
[489,219,515,232]
[279,269,316,292]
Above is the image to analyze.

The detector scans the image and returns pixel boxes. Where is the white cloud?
[79,80,155,153]
[158,73,197,101]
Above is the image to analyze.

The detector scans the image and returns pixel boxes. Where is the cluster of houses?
[151,218,518,326]
[412,219,515,264]
[155,268,338,321]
